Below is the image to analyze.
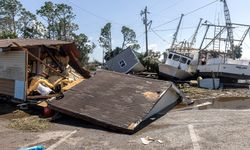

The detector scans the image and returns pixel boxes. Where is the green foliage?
[99,23,112,53]
[17,9,38,38]
[121,26,140,50]
[100,24,140,61]
[36,1,91,64]
[104,47,123,61]
[0,0,95,65]
[0,31,17,39]
[54,3,78,40]
[86,59,102,71]
[36,1,56,39]
[128,43,140,51]
[138,50,161,72]
[234,46,242,59]
[0,0,23,33]
[72,33,96,65]
[0,0,44,38]
[37,1,78,40]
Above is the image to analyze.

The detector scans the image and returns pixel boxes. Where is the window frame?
[119,60,127,68]
[168,53,173,59]
[172,55,180,62]
[180,57,188,64]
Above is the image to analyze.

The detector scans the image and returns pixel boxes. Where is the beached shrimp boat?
[159,50,193,80]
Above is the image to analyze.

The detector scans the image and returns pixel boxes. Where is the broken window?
[187,60,191,65]
[172,55,180,61]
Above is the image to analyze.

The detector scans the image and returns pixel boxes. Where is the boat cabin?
[163,51,192,70]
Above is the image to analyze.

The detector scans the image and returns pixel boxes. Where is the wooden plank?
[62,78,84,92]
[37,101,48,108]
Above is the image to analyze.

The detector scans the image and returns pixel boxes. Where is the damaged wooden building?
[0,39,90,102]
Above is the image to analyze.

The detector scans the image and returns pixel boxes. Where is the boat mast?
[189,18,203,49]
[170,14,184,49]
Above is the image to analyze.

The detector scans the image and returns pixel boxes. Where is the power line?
[152,16,181,29]
[185,0,219,16]
[150,28,166,42]
[153,0,219,29]
[152,0,186,17]
[147,0,164,9]
[137,31,145,39]
[65,0,124,26]
[153,26,197,32]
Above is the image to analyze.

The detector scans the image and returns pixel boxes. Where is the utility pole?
[141,6,152,57]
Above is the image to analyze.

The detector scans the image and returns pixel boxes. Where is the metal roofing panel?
[49,70,180,133]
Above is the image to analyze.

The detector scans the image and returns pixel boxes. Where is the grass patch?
[182,87,208,95]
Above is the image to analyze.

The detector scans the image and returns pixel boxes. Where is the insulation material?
[36,83,53,96]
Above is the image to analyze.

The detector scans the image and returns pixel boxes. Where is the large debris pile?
[25,44,89,101]
[0,39,90,102]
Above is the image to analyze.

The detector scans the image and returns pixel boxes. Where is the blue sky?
[20,0,250,61]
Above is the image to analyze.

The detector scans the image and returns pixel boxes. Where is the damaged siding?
[106,48,143,73]
[0,51,26,80]
[0,51,26,99]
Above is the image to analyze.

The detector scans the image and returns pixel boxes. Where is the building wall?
[0,79,15,96]
[0,51,26,99]
[106,48,143,73]
[0,51,26,80]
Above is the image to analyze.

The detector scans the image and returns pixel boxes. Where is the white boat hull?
[159,64,192,80]
[198,63,250,79]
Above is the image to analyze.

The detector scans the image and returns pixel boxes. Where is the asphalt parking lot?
[1,97,250,150]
